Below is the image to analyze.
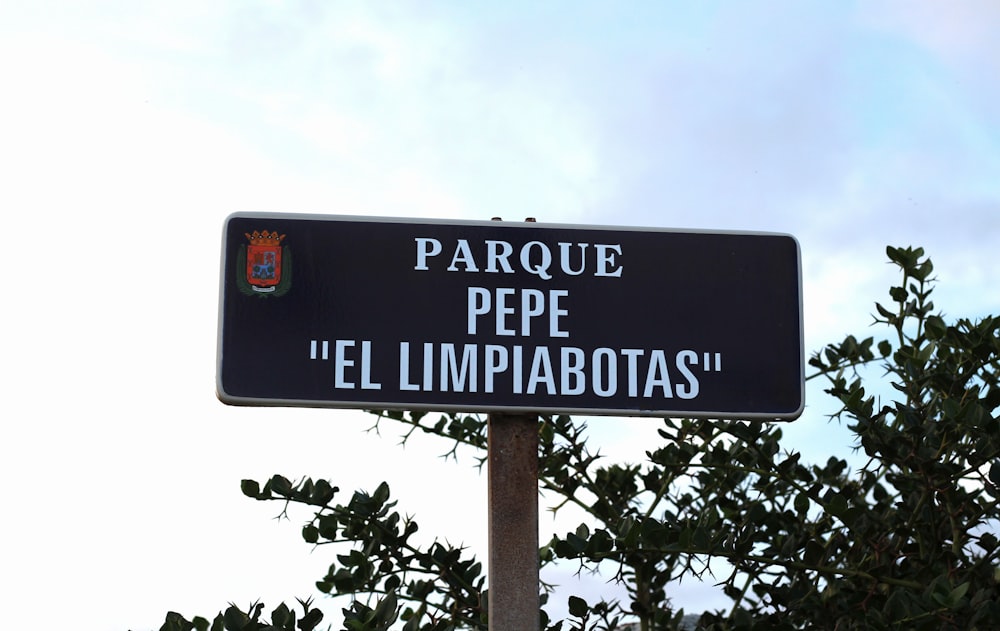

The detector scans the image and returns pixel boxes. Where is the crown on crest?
[245,230,286,246]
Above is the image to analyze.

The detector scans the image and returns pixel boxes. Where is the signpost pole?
[487,412,539,631]
[486,216,539,631]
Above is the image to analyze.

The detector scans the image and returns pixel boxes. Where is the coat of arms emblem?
[237,230,292,297]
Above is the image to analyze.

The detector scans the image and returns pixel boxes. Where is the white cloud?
[860,0,1000,68]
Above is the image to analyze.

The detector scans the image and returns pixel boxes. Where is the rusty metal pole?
[486,216,540,630]
[488,412,539,631]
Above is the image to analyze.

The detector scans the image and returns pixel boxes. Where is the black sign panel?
[217,213,803,419]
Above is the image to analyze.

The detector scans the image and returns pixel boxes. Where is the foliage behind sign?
[175,245,999,630]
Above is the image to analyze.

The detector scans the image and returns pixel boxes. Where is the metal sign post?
[487,412,539,631]
[485,217,539,631]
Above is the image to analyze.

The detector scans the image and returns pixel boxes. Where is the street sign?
[217,213,804,419]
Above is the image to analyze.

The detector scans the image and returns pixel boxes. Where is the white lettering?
[675,350,700,399]
[592,347,617,397]
[594,244,623,277]
[485,240,515,273]
[621,348,644,397]
[484,344,508,393]
[558,242,588,276]
[550,290,569,338]
[414,238,442,271]
[415,238,622,280]
[643,350,673,398]
[399,342,419,391]
[392,343,714,400]
[520,241,553,280]
[520,289,545,336]
[447,239,479,272]
[495,288,517,336]
[440,344,477,393]
[560,347,586,395]
[423,342,435,391]
[360,340,381,390]
[467,287,491,335]
[527,346,556,395]
[466,287,570,337]
[335,340,355,389]
[513,345,523,394]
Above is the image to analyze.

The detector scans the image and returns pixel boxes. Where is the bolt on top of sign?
[217,213,804,420]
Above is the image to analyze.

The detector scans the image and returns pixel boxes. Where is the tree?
[160,246,1000,631]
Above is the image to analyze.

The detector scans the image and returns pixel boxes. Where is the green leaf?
[932,581,968,609]
[878,339,892,357]
[794,492,810,514]
[240,479,260,499]
[373,481,391,506]
[566,532,587,553]
[223,606,249,631]
[302,524,319,544]
[298,607,324,631]
[374,592,398,628]
[310,479,337,505]
[949,582,970,605]
[160,612,191,631]
[568,595,589,617]
[271,603,291,628]
[875,302,896,319]
[271,475,292,496]
[913,258,934,281]
[384,574,401,592]
[401,604,425,631]
[318,515,338,540]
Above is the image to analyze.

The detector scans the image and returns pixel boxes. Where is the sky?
[2,1,998,629]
